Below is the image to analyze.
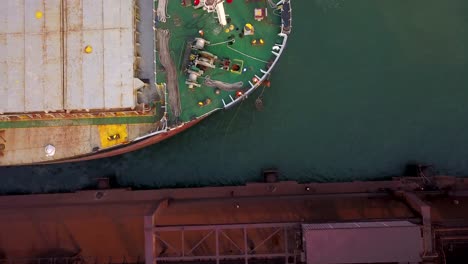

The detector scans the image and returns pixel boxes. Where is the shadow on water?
[1,0,468,194]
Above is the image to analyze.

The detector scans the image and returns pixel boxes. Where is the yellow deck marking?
[98,124,128,148]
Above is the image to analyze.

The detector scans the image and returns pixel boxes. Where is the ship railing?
[152,0,159,90]
[152,0,168,128]
[223,33,289,109]
[132,116,168,142]
[279,0,292,35]
[199,107,223,120]
[0,111,151,121]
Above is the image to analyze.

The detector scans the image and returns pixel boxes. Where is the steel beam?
[154,233,180,254]
[215,229,220,264]
[186,230,214,255]
[397,191,433,254]
[155,253,297,261]
[145,198,170,264]
[144,216,154,264]
[154,222,300,231]
[249,228,281,253]
[220,229,243,253]
[244,227,248,264]
[181,229,185,256]
[284,227,288,264]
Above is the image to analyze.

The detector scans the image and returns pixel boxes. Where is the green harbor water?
[1,0,468,193]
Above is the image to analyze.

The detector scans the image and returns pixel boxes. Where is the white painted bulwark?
[0,0,136,113]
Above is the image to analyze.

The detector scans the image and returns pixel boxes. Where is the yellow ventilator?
[35,11,43,19]
[84,45,93,54]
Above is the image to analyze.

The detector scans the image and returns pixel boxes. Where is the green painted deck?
[0,115,158,129]
[156,0,283,123]
[0,101,164,129]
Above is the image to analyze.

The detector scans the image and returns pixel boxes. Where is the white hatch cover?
[0,0,136,114]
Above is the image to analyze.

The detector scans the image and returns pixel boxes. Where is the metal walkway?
[148,223,303,264]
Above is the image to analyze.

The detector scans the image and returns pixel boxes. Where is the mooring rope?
[226,45,269,63]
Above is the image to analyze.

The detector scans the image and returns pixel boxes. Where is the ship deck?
[0,0,164,166]
[155,0,285,123]
[0,0,290,166]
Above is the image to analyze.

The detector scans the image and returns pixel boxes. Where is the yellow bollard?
[84,45,93,54]
[35,11,43,19]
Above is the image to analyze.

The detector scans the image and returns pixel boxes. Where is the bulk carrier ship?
[0,0,291,166]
